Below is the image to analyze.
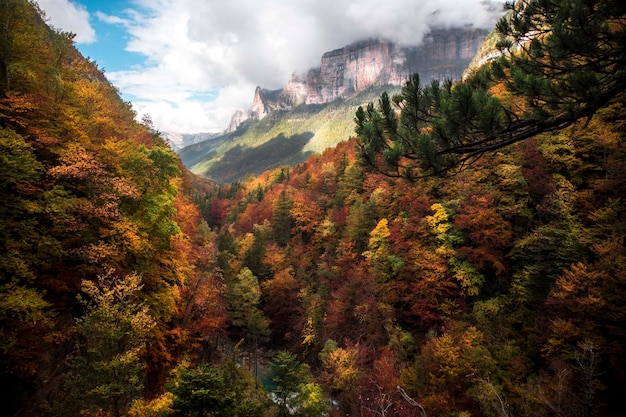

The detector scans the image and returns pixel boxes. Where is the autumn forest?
[1,1,626,416]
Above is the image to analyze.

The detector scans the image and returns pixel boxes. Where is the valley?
[1,1,625,417]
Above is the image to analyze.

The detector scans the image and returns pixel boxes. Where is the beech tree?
[355,0,626,177]
[52,272,156,417]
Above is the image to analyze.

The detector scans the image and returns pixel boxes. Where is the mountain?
[179,27,488,182]
[162,131,221,150]
[230,28,488,129]
[5,1,626,416]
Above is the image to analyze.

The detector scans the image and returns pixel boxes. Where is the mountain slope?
[0,2,228,415]
[179,85,393,182]
[179,28,489,183]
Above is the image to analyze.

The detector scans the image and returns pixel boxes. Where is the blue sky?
[71,0,145,72]
[37,0,505,134]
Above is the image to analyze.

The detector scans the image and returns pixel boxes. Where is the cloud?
[36,0,96,44]
[44,0,506,133]
[94,11,131,27]
[129,84,257,133]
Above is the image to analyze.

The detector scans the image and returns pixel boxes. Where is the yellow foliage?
[426,203,455,255]
[321,343,361,392]
[128,392,174,417]
[368,218,390,249]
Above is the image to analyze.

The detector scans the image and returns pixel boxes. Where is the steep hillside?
[0,2,232,415]
[179,85,394,182]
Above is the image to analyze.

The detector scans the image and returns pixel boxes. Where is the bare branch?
[397,385,427,417]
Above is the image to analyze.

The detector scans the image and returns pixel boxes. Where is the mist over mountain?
[177,27,488,182]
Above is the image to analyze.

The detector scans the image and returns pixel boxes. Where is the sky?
[36,0,505,134]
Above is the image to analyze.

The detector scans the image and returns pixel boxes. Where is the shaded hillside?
[180,85,397,182]
[207,132,315,183]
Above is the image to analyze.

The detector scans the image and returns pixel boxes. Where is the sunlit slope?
[179,85,398,183]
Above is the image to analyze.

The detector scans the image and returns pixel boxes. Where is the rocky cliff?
[228,27,488,130]
[251,86,282,119]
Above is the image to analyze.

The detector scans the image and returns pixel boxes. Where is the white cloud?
[36,0,96,44]
[42,0,506,133]
[130,83,257,133]
[94,11,130,27]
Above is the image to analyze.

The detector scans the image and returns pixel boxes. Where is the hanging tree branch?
[355,0,626,178]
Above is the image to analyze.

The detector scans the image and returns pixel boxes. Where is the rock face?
[251,86,282,119]
[226,87,283,131]
[303,28,487,103]
[304,40,405,105]
[251,86,270,119]
[278,73,309,109]
[226,110,249,133]
[230,27,488,130]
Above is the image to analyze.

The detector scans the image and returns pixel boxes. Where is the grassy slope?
[179,85,399,183]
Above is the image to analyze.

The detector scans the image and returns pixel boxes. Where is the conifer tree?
[273,190,294,246]
[355,0,626,177]
[168,363,232,417]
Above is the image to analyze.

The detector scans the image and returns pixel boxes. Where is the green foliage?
[168,363,233,417]
[50,272,156,417]
[356,0,626,177]
[227,267,270,341]
[267,350,327,417]
[272,190,294,246]
[494,0,626,119]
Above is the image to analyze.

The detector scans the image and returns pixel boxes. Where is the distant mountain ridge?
[177,27,489,182]
[163,131,221,150]
[230,28,488,130]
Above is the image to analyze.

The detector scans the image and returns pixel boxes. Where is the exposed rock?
[305,40,403,104]
[278,73,308,108]
[301,28,487,105]
[226,109,250,133]
[413,28,488,80]
[229,86,284,131]
[251,86,282,119]
[251,86,270,119]
[228,27,488,131]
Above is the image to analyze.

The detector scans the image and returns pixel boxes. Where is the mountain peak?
[229,28,488,131]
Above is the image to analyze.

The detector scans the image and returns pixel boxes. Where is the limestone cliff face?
[278,73,308,108]
[301,28,487,105]
[304,40,403,104]
[226,110,250,133]
[230,28,488,130]
[251,86,283,119]
[412,28,488,80]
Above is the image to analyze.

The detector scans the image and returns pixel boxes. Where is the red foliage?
[454,192,512,273]
[518,138,556,201]
[262,268,304,346]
